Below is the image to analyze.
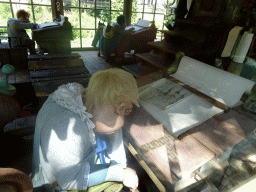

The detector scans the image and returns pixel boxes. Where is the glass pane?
[131,12,142,24]
[143,13,153,22]
[83,0,95,9]
[63,0,80,10]
[167,0,178,8]
[144,0,156,13]
[165,0,178,18]
[155,31,162,41]
[65,8,80,28]
[26,28,32,39]
[111,0,123,11]
[63,0,80,7]
[155,0,167,13]
[33,0,51,5]
[0,27,8,43]
[81,9,95,29]
[0,3,12,26]
[34,6,52,24]
[95,10,111,24]
[11,0,31,3]
[71,29,81,48]
[0,27,7,32]
[82,30,94,47]
[96,0,110,10]
[163,23,168,30]
[133,0,143,12]
[154,14,164,29]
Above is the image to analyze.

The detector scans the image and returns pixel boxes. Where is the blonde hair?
[84,68,139,113]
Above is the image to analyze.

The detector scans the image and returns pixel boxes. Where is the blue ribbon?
[94,134,111,164]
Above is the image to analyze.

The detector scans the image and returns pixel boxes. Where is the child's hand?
[128,27,135,34]
[123,168,139,190]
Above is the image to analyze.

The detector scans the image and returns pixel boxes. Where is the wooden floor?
[75,51,113,75]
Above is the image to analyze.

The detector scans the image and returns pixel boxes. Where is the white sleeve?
[41,112,93,191]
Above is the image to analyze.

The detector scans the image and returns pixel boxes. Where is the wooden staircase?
[122,27,196,78]
[123,18,230,79]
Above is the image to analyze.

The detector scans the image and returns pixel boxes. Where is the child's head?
[117,15,126,25]
[16,9,30,22]
[117,15,126,29]
[84,68,139,113]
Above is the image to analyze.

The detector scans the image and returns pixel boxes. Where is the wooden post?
[51,0,64,21]
[123,0,132,26]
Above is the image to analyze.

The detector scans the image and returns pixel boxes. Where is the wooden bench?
[29,53,91,97]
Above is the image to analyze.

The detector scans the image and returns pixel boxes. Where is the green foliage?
[73,29,80,39]
[87,9,110,23]
[34,5,53,23]
[33,0,51,5]
[86,0,140,24]
[0,28,7,32]
[0,3,12,26]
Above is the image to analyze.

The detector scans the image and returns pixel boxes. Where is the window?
[0,0,177,49]
[132,0,177,41]
[63,0,125,49]
[0,0,52,40]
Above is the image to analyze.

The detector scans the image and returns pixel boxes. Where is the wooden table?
[123,73,256,192]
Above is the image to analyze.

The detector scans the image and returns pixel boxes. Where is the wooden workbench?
[123,72,256,192]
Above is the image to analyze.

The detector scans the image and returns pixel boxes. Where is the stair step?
[160,29,206,43]
[174,19,217,27]
[122,64,154,78]
[148,41,195,56]
[136,53,173,69]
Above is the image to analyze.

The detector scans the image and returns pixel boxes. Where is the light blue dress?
[32,83,126,192]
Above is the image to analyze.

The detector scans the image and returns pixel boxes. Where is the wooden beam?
[123,0,132,25]
[165,75,230,112]
[51,0,64,21]
[126,143,167,192]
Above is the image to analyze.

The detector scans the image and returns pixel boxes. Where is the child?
[7,9,38,54]
[32,68,139,192]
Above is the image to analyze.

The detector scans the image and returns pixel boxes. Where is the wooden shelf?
[136,53,173,69]
[148,41,195,56]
